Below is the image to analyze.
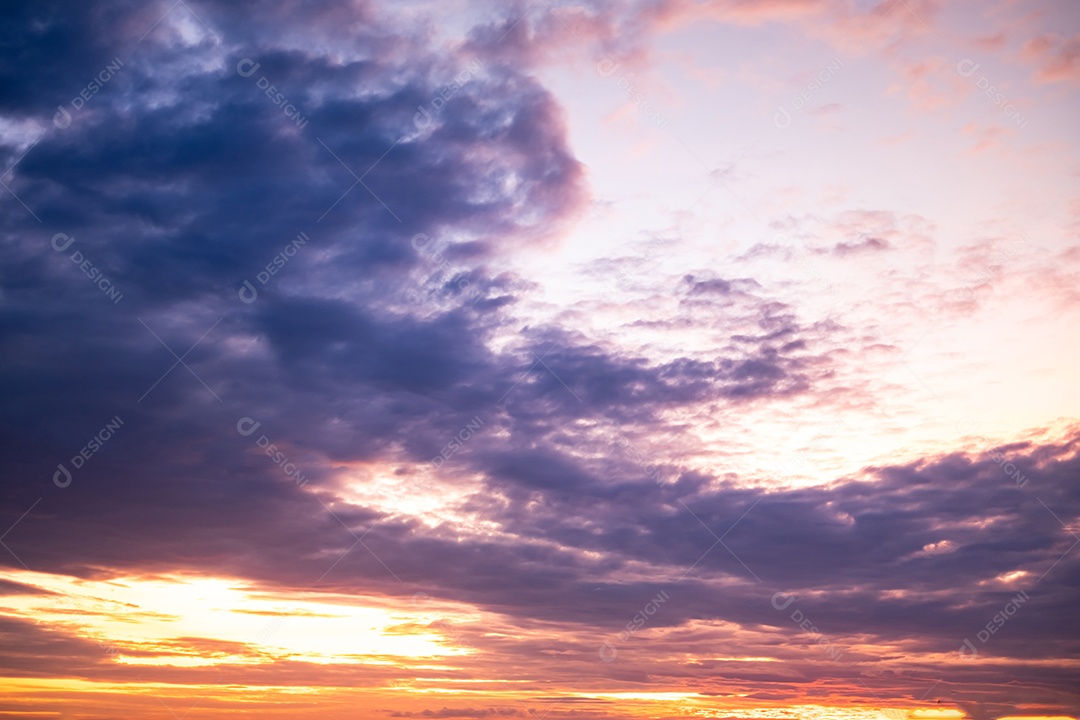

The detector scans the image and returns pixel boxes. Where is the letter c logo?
[411,233,434,251]
[773,105,792,129]
[955,416,980,434]
[238,279,258,304]
[53,105,72,129]
[956,59,980,78]
[51,233,75,252]
[414,105,432,130]
[771,592,796,611]
[53,463,72,488]
[599,640,618,663]
[958,638,978,659]
[596,58,620,78]
[237,417,261,436]
[237,58,261,77]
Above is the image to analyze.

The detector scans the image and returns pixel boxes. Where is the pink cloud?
[640,0,944,47]
[1022,32,1080,83]
[881,129,915,145]
[887,56,954,110]
[960,121,1016,154]
[641,0,829,29]
[973,32,1007,52]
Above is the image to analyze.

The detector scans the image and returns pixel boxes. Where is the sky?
[1,0,1079,719]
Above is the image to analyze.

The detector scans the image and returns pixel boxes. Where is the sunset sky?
[1,0,1079,718]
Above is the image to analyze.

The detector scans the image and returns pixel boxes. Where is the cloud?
[389,708,522,718]
[822,237,891,256]
[1022,32,1080,84]
[1,1,1079,718]
[3,428,1078,714]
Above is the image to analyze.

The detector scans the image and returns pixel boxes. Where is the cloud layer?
[2,1,1079,719]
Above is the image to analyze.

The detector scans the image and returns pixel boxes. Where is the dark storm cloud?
[0,1,141,117]
[0,0,820,585]
[315,432,1080,664]
[0,0,584,461]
